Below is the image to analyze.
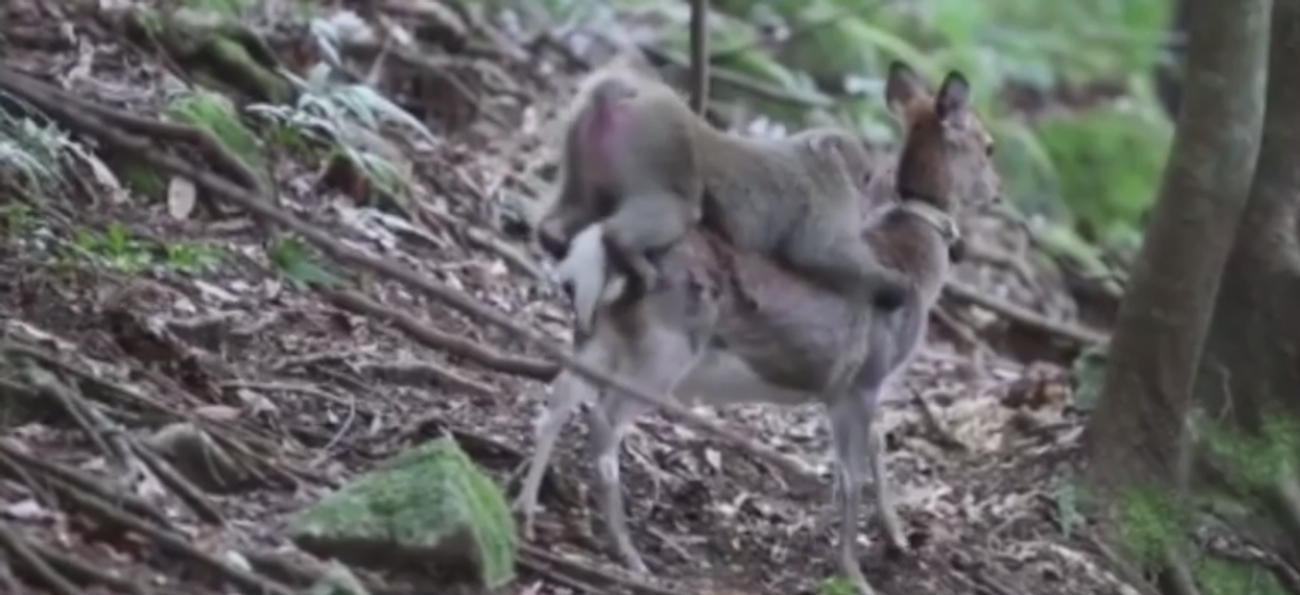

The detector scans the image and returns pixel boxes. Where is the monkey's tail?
[555,223,626,334]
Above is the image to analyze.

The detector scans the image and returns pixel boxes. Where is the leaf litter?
[0,1,1131,594]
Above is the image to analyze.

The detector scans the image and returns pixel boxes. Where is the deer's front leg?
[828,386,887,595]
[867,419,906,551]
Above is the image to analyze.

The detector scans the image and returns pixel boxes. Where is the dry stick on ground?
[0,442,171,528]
[320,287,555,380]
[19,361,127,466]
[0,69,820,486]
[13,82,265,197]
[13,352,225,525]
[943,280,1108,345]
[0,520,82,595]
[25,538,155,595]
[3,342,175,417]
[519,544,687,595]
[127,441,225,525]
[56,486,298,595]
[359,354,496,398]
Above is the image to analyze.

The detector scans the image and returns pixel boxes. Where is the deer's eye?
[985,143,995,157]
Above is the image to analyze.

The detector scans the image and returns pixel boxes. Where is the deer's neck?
[867,196,960,306]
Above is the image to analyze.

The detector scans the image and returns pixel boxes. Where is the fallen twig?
[58,486,297,595]
[128,441,225,525]
[519,544,687,595]
[943,280,1107,346]
[0,520,81,595]
[359,356,497,398]
[25,538,155,595]
[320,288,554,381]
[0,440,171,529]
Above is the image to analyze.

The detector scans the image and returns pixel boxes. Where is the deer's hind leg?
[586,323,707,574]
[514,334,617,539]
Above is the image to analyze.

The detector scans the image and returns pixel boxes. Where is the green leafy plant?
[268,235,344,288]
[247,61,437,199]
[64,222,224,275]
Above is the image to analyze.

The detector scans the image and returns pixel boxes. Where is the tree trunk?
[1082,0,1269,498]
[1193,0,1300,563]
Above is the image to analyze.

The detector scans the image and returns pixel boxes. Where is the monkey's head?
[884,62,1003,214]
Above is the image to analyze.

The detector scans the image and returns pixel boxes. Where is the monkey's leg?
[780,225,909,311]
[602,193,695,297]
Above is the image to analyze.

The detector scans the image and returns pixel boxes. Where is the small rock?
[288,437,516,589]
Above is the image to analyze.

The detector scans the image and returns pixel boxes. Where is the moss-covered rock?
[288,437,516,589]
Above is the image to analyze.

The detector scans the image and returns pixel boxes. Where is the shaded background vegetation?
[495,0,1175,263]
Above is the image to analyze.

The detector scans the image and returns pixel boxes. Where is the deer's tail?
[554,223,626,333]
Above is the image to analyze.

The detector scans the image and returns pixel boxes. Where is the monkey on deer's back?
[535,55,911,350]
[534,53,704,315]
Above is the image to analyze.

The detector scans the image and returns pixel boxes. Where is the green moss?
[1197,557,1286,595]
[165,90,268,187]
[1069,343,1110,412]
[290,437,516,588]
[1116,484,1183,566]
[1201,412,1300,492]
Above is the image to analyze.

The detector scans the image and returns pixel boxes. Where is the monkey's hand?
[554,223,627,333]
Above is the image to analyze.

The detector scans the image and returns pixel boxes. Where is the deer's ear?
[935,71,972,122]
[885,61,927,119]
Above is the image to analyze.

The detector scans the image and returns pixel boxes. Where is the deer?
[514,61,1003,595]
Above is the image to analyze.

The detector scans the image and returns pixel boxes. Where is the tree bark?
[1082,0,1269,497]
[1193,0,1300,562]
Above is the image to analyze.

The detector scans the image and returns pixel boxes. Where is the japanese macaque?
[534,70,910,340]
[517,61,1003,595]
[535,53,705,304]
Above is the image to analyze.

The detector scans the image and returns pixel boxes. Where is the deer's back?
[653,228,925,392]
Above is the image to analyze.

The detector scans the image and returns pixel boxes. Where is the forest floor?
[0,2,1136,595]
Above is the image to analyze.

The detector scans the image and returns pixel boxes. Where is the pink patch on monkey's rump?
[578,93,632,169]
